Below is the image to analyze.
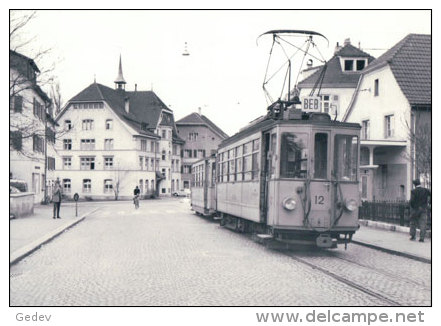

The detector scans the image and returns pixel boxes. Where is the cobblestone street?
[10,199,431,306]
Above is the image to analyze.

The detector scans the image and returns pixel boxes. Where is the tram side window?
[280,133,308,178]
[314,133,328,179]
[334,135,358,181]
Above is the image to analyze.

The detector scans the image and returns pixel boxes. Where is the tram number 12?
[302,96,321,112]
[314,195,325,205]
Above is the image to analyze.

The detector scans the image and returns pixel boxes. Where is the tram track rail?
[279,246,431,306]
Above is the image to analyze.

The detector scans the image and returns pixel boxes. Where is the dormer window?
[342,58,367,72]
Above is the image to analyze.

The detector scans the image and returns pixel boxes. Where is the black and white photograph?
[8,7,434,325]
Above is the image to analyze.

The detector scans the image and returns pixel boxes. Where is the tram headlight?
[344,199,358,212]
[282,197,297,211]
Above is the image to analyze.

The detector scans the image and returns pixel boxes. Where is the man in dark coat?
[52,179,62,219]
[409,179,431,242]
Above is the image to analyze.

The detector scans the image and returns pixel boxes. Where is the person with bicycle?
[133,186,140,209]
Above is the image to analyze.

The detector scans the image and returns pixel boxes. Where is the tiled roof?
[63,83,184,138]
[298,43,375,89]
[176,112,229,139]
[364,34,431,106]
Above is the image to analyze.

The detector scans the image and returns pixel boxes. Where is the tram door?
[259,132,271,223]
[309,131,332,228]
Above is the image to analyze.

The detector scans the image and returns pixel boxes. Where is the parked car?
[172,189,191,197]
[10,179,28,192]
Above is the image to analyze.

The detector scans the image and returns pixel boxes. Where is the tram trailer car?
[191,111,361,248]
[191,156,217,217]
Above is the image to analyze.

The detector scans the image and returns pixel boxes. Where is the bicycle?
[133,195,140,209]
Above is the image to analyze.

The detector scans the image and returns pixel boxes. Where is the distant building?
[55,56,184,199]
[297,38,375,121]
[176,110,228,189]
[10,50,57,203]
[344,34,431,200]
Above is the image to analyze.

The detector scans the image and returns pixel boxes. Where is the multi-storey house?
[176,109,228,189]
[343,34,431,201]
[10,50,57,203]
[55,57,184,199]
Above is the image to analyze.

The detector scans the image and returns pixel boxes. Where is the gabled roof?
[298,43,375,89]
[363,34,431,106]
[60,83,185,139]
[176,112,229,139]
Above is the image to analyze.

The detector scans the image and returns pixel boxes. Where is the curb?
[10,207,100,266]
[352,240,431,264]
[358,220,431,238]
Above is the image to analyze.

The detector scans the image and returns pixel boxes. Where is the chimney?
[135,84,137,92]
[125,97,130,113]
[344,38,351,46]
[334,42,342,54]
[198,107,202,115]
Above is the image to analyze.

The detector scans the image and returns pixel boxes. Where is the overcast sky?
[12,9,431,136]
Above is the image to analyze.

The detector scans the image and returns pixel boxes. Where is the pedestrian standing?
[52,179,62,219]
[133,185,140,209]
[409,179,431,242]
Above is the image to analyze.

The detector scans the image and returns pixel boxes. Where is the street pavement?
[10,200,431,266]
[9,198,431,306]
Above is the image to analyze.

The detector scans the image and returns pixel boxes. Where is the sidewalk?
[10,203,99,265]
[353,224,431,263]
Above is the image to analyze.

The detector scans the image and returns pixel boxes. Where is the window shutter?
[14,96,23,112]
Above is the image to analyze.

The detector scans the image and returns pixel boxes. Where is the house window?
[321,95,331,113]
[172,144,178,155]
[139,156,143,169]
[189,132,199,141]
[11,96,23,112]
[162,168,166,178]
[65,120,72,130]
[104,138,114,150]
[82,119,94,130]
[362,120,370,140]
[344,60,354,71]
[63,179,71,193]
[356,59,366,71]
[63,157,72,169]
[139,180,143,193]
[83,179,91,193]
[384,115,394,138]
[104,179,113,193]
[184,149,192,158]
[47,157,56,170]
[150,141,155,152]
[32,135,44,153]
[80,157,95,170]
[104,156,113,169]
[162,130,167,139]
[145,156,149,170]
[105,119,113,130]
[81,139,95,150]
[10,131,22,150]
[197,149,206,158]
[63,139,72,150]
[162,150,166,160]
[151,158,155,171]
[140,139,147,151]
[155,159,160,171]
[374,79,379,96]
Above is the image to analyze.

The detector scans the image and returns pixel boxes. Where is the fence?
[358,200,431,229]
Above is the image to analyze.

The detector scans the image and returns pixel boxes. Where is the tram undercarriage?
[218,213,356,249]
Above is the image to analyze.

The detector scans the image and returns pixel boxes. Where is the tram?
[190,30,361,248]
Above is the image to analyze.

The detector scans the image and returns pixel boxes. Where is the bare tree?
[403,109,431,189]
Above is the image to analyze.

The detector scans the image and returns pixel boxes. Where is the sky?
[11,9,431,136]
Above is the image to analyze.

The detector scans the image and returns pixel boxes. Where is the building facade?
[54,57,184,199]
[176,110,228,189]
[10,50,57,203]
[343,34,431,201]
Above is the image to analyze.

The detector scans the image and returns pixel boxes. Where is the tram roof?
[219,114,360,149]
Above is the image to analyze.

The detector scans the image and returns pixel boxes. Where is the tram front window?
[334,135,358,181]
[280,133,308,178]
